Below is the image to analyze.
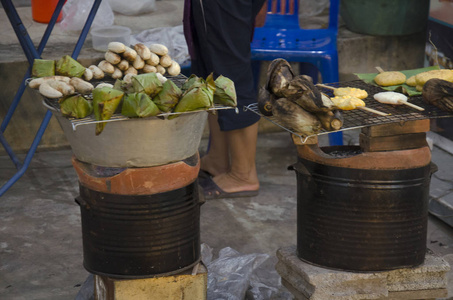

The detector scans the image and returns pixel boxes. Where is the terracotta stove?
[241,79,453,299]
[72,153,202,279]
[291,119,433,272]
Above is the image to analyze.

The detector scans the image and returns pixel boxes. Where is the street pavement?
[0,130,452,299]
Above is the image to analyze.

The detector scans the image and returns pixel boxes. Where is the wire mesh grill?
[245,80,453,141]
[40,74,237,131]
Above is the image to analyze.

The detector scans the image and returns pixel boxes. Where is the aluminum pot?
[53,111,208,167]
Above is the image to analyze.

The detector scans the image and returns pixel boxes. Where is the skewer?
[357,106,390,116]
[316,84,390,116]
[374,67,425,111]
[375,66,385,73]
[316,83,335,91]
[398,100,425,111]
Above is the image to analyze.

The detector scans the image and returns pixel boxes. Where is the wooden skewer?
[316,83,335,91]
[375,66,385,73]
[316,83,390,116]
[357,106,390,116]
[375,66,425,111]
[397,100,425,111]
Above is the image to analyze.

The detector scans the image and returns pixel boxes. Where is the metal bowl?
[53,111,207,167]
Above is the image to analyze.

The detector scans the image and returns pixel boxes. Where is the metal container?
[77,181,202,278]
[340,0,430,36]
[291,145,435,272]
[54,111,207,168]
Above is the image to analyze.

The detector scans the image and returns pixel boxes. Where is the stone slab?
[276,245,450,300]
[94,263,207,300]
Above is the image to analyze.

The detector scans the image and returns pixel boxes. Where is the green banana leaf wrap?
[93,87,124,135]
[55,55,86,78]
[170,75,215,119]
[132,73,163,97]
[113,78,135,94]
[181,74,204,94]
[32,59,55,77]
[59,95,93,118]
[354,66,440,97]
[121,92,160,118]
[153,79,182,112]
[214,75,237,107]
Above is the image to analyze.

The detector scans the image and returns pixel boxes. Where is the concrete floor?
[0,130,452,299]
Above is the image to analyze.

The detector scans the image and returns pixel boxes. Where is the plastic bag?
[201,244,292,300]
[108,0,156,16]
[131,25,190,65]
[299,0,329,17]
[59,0,114,33]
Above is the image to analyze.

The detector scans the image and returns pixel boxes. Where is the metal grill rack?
[40,74,238,131]
[245,80,453,142]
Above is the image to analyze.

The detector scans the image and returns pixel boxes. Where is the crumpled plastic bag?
[59,0,114,33]
[299,0,329,17]
[201,244,292,300]
[108,0,156,15]
[131,25,190,66]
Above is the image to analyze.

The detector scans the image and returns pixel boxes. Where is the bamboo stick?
[358,106,390,116]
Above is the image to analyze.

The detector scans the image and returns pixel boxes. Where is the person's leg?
[210,122,260,194]
[200,114,230,177]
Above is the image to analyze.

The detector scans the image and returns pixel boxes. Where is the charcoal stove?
[72,154,203,278]
[37,74,238,298]
[246,80,452,272]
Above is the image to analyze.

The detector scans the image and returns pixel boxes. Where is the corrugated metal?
[293,146,432,271]
[77,182,201,278]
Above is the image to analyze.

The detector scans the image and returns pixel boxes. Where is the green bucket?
[340,0,430,36]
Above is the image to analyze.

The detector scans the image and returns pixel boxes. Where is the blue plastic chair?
[251,0,343,145]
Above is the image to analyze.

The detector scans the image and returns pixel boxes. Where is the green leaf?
[354,65,440,96]
[59,95,92,118]
[121,93,160,118]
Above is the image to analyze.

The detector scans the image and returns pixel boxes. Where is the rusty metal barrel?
[73,153,202,278]
[291,145,435,272]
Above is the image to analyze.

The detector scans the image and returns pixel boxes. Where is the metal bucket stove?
[246,80,452,299]
[246,79,451,271]
[46,102,209,279]
[39,74,238,298]
[292,132,433,271]
[73,154,202,278]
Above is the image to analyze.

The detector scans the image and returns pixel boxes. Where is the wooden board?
[361,119,430,137]
[360,132,428,152]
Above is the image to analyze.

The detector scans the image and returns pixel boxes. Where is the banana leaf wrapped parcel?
[132,73,163,97]
[55,55,86,78]
[170,74,216,119]
[32,59,55,78]
[153,79,182,112]
[113,78,135,94]
[121,92,160,118]
[93,87,124,135]
[181,74,204,94]
[59,94,93,118]
[213,75,237,107]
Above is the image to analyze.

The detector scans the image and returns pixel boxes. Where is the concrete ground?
[0,130,453,299]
